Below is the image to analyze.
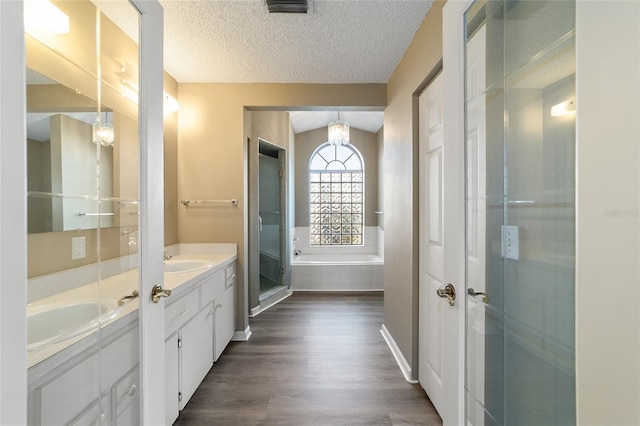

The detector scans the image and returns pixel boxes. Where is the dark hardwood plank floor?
[174,292,442,426]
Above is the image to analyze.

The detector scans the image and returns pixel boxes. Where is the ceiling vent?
[265,0,312,14]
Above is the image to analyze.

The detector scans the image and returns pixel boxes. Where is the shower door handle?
[259,215,263,231]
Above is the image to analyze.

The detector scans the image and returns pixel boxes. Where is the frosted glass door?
[464,1,576,425]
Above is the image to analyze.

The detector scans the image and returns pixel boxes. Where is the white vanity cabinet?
[28,322,139,426]
[164,260,236,423]
[214,263,236,361]
[164,286,209,424]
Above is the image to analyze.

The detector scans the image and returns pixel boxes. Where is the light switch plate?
[72,236,86,260]
[501,225,519,260]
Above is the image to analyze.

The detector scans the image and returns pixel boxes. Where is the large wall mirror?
[26,0,141,279]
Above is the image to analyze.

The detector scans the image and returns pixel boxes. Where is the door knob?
[151,285,172,303]
[436,283,456,306]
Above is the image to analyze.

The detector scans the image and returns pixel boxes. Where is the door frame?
[248,137,290,316]
[0,1,165,423]
[441,0,475,424]
[134,1,166,424]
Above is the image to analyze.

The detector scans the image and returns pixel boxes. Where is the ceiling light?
[24,0,69,35]
[551,100,576,117]
[328,112,349,146]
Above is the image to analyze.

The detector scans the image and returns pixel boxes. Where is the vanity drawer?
[225,263,236,288]
[201,270,225,306]
[165,288,199,337]
[111,367,139,421]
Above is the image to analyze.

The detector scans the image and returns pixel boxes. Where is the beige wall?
[177,83,386,331]
[576,1,640,423]
[294,127,379,227]
[383,0,444,378]
[164,72,179,246]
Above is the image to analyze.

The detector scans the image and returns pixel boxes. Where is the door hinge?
[279,169,284,177]
[178,338,182,348]
[280,267,285,276]
[178,392,182,402]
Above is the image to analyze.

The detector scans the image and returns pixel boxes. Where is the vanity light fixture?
[551,100,576,117]
[328,111,350,145]
[115,58,179,113]
[24,0,70,35]
[93,112,114,147]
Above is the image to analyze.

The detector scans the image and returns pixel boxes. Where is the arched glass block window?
[309,143,364,245]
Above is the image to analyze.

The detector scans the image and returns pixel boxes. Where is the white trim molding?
[232,326,253,342]
[380,324,418,384]
[0,1,28,424]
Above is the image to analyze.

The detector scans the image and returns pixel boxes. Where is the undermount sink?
[28,300,120,352]
[164,259,212,274]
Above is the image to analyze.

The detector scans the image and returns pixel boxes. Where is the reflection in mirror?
[26,0,141,283]
[26,67,142,235]
[27,70,115,233]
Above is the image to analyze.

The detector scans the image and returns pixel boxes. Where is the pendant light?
[93,111,114,147]
[328,111,350,145]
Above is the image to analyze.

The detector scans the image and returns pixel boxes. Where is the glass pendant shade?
[93,113,114,146]
[98,122,114,146]
[328,113,350,145]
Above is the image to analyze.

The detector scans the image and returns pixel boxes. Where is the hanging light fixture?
[328,111,350,145]
[93,112,114,147]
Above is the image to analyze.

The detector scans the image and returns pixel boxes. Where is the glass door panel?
[259,152,283,298]
[26,1,141,424]
[464,1,576,425]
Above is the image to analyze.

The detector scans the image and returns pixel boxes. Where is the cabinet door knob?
[127,384,137,397]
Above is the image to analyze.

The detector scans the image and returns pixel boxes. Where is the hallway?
[175,293,442,425]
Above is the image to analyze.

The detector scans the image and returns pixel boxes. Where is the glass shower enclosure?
[464,1,576,424]
[259,151,284,297]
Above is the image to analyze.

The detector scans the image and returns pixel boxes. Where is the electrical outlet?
[501,225,519,260]
[72,236,86,260]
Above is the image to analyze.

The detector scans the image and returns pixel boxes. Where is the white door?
[418,72,462,424]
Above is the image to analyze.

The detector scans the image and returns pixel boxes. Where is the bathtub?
[291,253,384,291]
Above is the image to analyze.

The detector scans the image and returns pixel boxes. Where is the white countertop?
[28,250,236,372]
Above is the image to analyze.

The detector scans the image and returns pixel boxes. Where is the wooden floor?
[174,292,441,426]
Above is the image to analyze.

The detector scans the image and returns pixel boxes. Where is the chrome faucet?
[164,251,173,261]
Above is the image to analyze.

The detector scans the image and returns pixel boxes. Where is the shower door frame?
[248,137,290,315]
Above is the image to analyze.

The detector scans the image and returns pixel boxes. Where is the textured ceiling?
[160,0,432,83]
[98,0,433,84]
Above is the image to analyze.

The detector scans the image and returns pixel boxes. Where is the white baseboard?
[232,326,252,341]
[380,324,418,384]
